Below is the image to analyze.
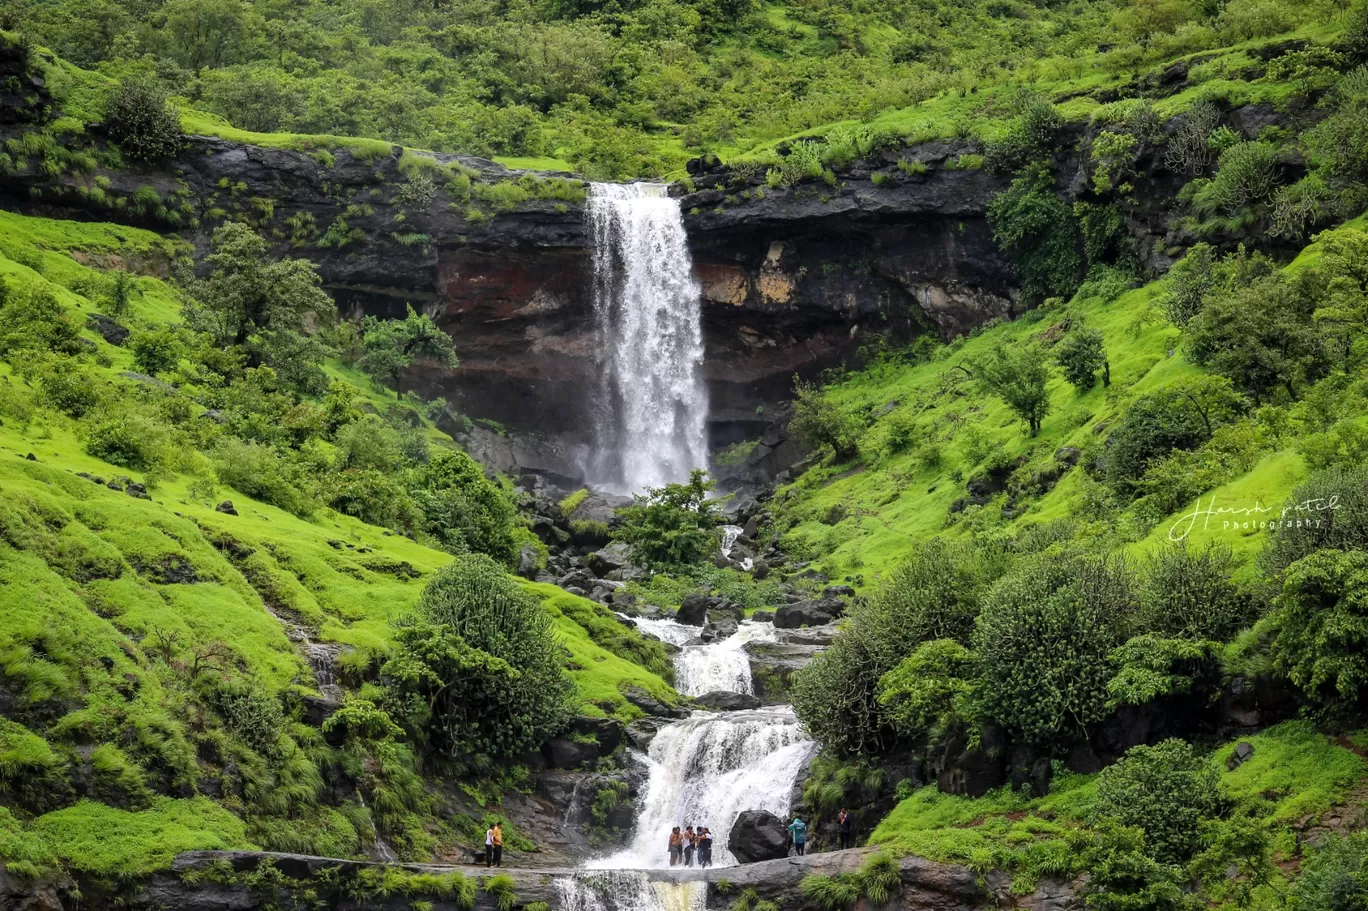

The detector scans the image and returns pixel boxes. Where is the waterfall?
[675,622,776,697]
[587,183,709,493]
[593,706,814,868]
[719,526,743,559]
[556,872,704,911]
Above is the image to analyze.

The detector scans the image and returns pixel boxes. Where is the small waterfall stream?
[586,183,709,493]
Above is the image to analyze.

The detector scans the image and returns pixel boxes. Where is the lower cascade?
[586,182,709,493]
[557,619,816,908]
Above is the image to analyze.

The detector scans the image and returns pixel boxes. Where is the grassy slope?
[867,722,1367,894]
[0,209,676,875]
[771,219,1368,587]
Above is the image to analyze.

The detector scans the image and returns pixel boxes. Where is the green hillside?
[0,206,679,879]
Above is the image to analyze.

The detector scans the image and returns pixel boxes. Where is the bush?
[975,553,1134,746]
[410,450,518,565]
[1261,467,1368,575]
[327,468,420,530]
[1103,378,1243,497]
[84,413,169,471]
[791,633,890,755]
[984,93,1062,174]
[1160,243,1218,328]
[130,329,183,377]
[988,166,1083,303]
[876,639,974,746]
[1290,832,1368,911]
[613,470,720,569]
[1270,548,1368,710]
[1139,542,1252,641]
[1094,739,1225,864]
[0,281,82,357]
[790,376,861,462]
[1054,327,1107,391]
[386,555,574,771]
[103,78,184,162]
[212,438,318,516]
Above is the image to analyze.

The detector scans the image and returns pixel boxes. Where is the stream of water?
[586,183,709,494]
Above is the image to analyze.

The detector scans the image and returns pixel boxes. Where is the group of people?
[787,810,855,854]
[484,822,504,867]
[666,825,715,867]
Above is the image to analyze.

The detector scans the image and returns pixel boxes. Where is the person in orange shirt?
[490,822,504,867]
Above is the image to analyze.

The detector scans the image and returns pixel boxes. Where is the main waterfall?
[586,183,709,493]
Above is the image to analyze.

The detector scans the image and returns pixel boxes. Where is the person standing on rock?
[668,827,682,866]
[491,822,504,867]
[698,827,713,868]
[485,823,496,867]
[684,825,696,866]
[788,816,808,856]
[837,808,853,850]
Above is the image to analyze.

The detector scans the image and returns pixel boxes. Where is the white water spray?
[587,183,709,493]
[593,706,814,869]
[556,871,704,911]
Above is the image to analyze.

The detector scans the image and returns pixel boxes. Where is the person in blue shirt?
[787,816,808,856]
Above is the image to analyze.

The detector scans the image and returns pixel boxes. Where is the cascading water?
[594,705,814,869]
[587,183,709,493]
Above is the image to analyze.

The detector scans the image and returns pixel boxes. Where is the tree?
[130,328,183,377]
[1055,327,1108,391]
[1270,549,1368,710]
[1160,243,1218,328]
[385,554,574,772]
[790,376,861,462]
[876,639,976,746]
[974,340,1052,435]
[410,450,518,565]
[159,0,252,71]
[975,553,1134,746]
[1185,273,1328,404]
[103,78,184,162]
[1261,467,1368,575]
[358,306,457,393]
[613,469,720,568]
[1095,739,1225,864]
[184,223,335,381]
[1103,378,1244,497]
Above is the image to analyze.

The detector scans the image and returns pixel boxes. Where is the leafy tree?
[410,450,518,565]
[1270,548,1368,710]
[158,0,253,71]
[974,552,1134,746]
[103,78,184,162]
[1185,272,1328,403]
[1095,739,1226,865]
[859,538,986,663]
[1079,822,1192,911]
[988,165,1083,303]
[973,340,1052,435]
[1301,226,1368,365]
[1103,378,1244,497]
[358,305,457,393]
[613,469,720,568]
[1055,327,1108,391]
[333,414,404,473]
[385,554,574,771]
[1160,243,1219,328]
[1289,832,1368,911]
[185,222,334,349]
[790,376,861,462]
[0,280,82,357]
[791,630,889,755]
[1139,541,1253,641]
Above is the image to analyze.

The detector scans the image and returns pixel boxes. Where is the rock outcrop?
[729,810,791,863]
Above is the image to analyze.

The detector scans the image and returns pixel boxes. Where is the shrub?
[1164,101,1222,176]
[876,639,974,745]
[212,438,318,516]
[130,329,183,377]
[984,93,1062,174]
[790,376,862,461]
[988,166,1083,303]
[975,553,1134,746]
[410,450,518,565]
[1054,327,1107,391]
[327,468,420,530]
[1186,141,1281,225]
[1138,542,1253,641]
[1290,832,1368,911]
[792,632,889,755]
[1269,549,1368,710]
[103,78,184,162]
[613,469,720,569]
[84,413,169,470]
[386,555,574,771]
[0,281,82,357]
[1103,378,1243,497]
[1094,739,1225,864]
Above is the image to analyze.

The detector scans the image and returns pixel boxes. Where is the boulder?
[729,809,790,863]
[1226,741,1255,771]
[773,598,844,629]
[86,313,129,346]
[707,609,739,639]
[516,544,540,580]
[695,691,761,712]
[543,737,598,769]
[215,500,238,516]
[822,585,855,599]
[570,715,624,755]
[621,684,688,719]
[676,593,714,626]
[751,610,774,623]
[587,541,633,577]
